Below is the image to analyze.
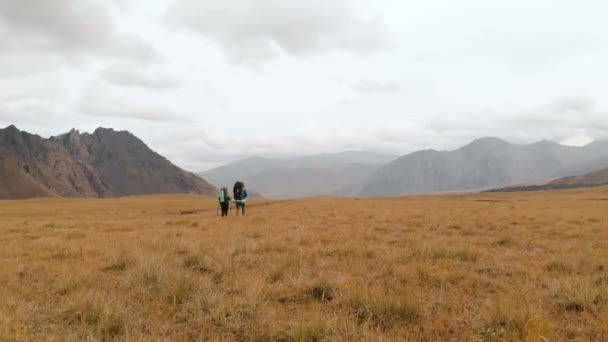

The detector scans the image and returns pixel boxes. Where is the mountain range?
[200,138,608,198]
[360,137,608,196]
[198,151,397,198]
[3,125,607,200]
[0,125,216,200]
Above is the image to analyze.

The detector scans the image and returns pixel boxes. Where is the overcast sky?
[1,0,607,171]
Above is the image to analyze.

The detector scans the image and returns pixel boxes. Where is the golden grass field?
[1,187,608,341]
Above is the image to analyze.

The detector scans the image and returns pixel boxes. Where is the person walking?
[233,181,248,216]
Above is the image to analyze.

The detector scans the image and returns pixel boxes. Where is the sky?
[1,0,607,171]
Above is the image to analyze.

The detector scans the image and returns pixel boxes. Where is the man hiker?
[218,187,231,217]
[233,181,248,216]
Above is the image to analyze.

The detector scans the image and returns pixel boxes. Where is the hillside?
[0,125,216,199]
[199,152,396,198]
[0,155,56,199]
[489,167,608,192]
[360,138,608,196]
[549,167,608,187]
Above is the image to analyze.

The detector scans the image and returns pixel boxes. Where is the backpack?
[218,187,228,203]
[233,181,244,200]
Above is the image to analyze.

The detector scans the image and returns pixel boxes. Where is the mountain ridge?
[0,125,216,199]
[360,138,608,197]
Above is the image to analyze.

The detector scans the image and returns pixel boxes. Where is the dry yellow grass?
[1,187,608,341]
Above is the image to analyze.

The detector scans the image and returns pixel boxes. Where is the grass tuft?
[103,314,126,339]
[63,302,101,326]
[544,261,575,274]
[288,319,331,342]
[103,256,129,272]
[481,298,554,341]
[452,247,479,262]
[310,282,335,303]
[554,279,606,313]
[417,268,443,288]
[353,294,422,331]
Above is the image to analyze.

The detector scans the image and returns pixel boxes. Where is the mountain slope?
[548,167,608,187]
[360,138,608,196]
[0,155,56,199]
[487,167,608,192]
[0,125,216,199]
[199,151,396,198]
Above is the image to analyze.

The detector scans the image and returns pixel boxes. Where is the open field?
[1,188,608,341]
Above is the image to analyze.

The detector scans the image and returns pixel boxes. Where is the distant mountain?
[360,137,608,197]
[198,151,397,198]
[0,125,216,199]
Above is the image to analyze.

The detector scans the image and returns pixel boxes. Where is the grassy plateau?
[1,187,608,341]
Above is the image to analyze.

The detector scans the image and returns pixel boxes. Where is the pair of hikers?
[218,181,248,217]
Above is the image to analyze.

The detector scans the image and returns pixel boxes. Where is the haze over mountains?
[0,126,216,200]
[198,152,396,198]
[360,137,608,196]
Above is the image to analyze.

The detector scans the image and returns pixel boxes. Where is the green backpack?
[218,188,228,203]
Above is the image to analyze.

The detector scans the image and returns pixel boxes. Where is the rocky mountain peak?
[461,137,510,151]
[0,125,27,147]
[3,124,19,132]
[64,128,81,144]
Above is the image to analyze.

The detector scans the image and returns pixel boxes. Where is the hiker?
[233,181,248,216]
[218,187,231,217]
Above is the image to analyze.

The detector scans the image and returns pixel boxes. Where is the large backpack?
[218,187,228,203]
[233,181,244,200]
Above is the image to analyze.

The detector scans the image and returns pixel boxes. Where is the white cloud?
[561,134,594,147]
[101,63,181,89]
[0,78,63,104]
[75,84,192,123]
[166,0,387,64]
[423,97,608,146]
[354,80,398,94]
[0,0,160,64]
[77,103,178,123]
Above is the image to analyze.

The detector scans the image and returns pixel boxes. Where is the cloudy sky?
[1,0,607,171]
